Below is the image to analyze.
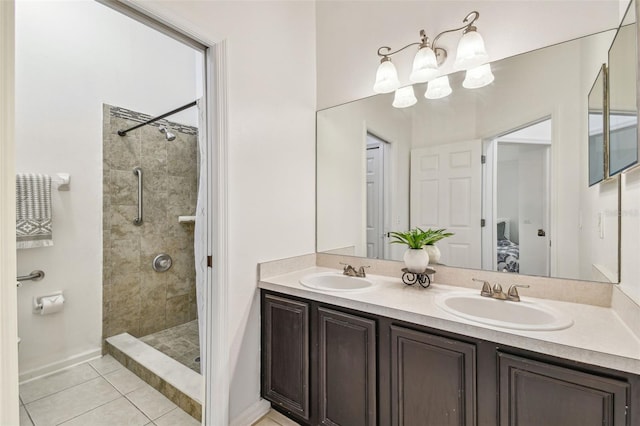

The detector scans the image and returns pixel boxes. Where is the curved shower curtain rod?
[117,100,197,137]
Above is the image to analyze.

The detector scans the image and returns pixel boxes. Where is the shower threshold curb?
[106,333,203,421]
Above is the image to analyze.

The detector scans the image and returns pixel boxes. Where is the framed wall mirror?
[608,0,638,177]
[317,24,628,284]
[588,65,606,186]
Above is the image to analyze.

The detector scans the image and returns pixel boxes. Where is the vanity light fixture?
[392,86,418,108]
[373,11,493,106]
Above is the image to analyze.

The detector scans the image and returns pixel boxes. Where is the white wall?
[131,0,317,420]
[316,0,621,109]
[15,0,199,377]
[317,94,411,260]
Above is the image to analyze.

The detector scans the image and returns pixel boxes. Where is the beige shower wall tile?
[166,222,195,250]
[168,134,197,177]
[143,170,168,194]
[166,295,190,328]
[104,307,141,339]
[140,233,168,269]
[167,176,197,209]
[144,192,169,225]
[141,127,168,172]
[110,238,141,273]
[140,273,168,336]
[110,204,142,239]
[166,251,195,285]
[104,272,141,308]
[110,170,138,206]
[167,278,193,299]
[105,132,141,170]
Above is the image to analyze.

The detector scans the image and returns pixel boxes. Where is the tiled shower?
[102,105,199,360]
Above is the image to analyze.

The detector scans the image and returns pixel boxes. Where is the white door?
[410,140,482,268]
[515,144,550,276]
[366,140,385,258]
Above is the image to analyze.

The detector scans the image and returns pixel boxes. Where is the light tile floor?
[140,320,200,373]
[253,410,300,426]
[19,355,199,426]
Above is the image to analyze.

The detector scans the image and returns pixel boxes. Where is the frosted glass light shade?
[463,63,495,89]
[392,86,418,108]
[373,59,401,93]
[409,47,439,83]
[454,30,489,70]
[425,76,452,99]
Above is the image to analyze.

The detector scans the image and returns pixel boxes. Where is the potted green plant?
[422,228,454,265]
[389,227,454,271]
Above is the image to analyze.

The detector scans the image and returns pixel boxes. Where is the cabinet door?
[262,294,310,421]
[318,307,377,426]
[498,352,630,426]
[390,325,476,426]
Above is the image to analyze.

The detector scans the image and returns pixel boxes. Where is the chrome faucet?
[340,263,369,278]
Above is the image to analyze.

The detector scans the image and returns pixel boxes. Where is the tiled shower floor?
[140,320,200,373]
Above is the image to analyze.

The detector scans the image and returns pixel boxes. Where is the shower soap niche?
[178,215,196,223]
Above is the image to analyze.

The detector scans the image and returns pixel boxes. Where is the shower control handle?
[133,167,143,226]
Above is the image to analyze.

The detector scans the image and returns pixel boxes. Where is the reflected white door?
[366,140,384,258]
[410,140,482,268]
[512,144,550,276]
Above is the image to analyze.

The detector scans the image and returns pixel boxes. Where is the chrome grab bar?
[133,167,143,226]
[17,270,45,282]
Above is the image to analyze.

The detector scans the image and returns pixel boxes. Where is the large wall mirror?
[317,18,633,283]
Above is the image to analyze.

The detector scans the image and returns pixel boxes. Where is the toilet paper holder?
[33,291,64,313]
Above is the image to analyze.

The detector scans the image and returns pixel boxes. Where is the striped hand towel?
[16,173,53,249]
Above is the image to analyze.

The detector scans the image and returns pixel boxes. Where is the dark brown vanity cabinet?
[262,294,310,421]
[318,308,377,426]
[498,352,630,426]
[390,326,476,426]
[261,290,638,426]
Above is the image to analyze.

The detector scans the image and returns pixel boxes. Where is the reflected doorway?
[483,119,552,276]
[366,133,387,259]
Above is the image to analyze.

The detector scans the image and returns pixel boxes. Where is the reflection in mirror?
[608,0,638,176]
[317,30,622,283]
[588,66,605,186]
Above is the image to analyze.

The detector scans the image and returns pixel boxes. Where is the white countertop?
[259,266,640,375]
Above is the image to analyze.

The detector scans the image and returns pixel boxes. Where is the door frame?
[0,2,231,424]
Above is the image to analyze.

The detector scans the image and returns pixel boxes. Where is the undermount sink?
[435,292,573,331]
[300,272,376,292]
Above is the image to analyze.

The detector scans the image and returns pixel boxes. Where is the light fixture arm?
[377,41,423,59]
[432,11,480,51]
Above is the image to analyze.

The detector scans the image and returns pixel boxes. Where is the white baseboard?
[19,348,102,384]
[229,399,271,426]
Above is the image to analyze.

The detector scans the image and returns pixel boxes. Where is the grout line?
[22,375,104,406]
[122,388,171,421]
[22,404,36,426]
[51,394,143,426]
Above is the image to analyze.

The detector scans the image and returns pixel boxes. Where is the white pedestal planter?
[403,248,429,273]
[425,245,441,265]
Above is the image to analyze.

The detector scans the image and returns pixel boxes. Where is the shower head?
[159,126,176,141]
